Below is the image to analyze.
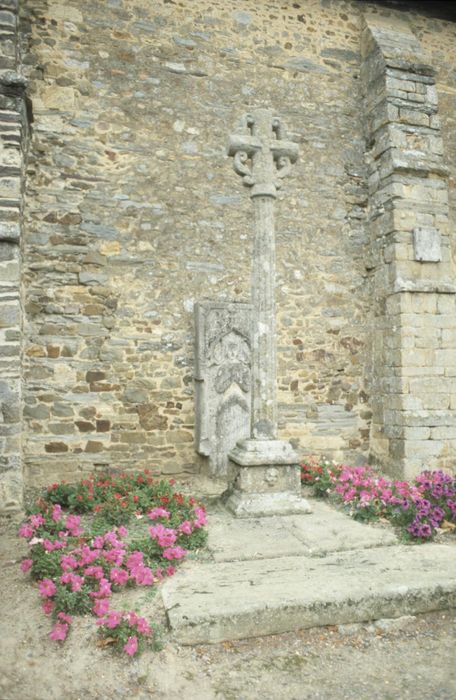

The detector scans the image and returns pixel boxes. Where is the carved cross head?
[227,108,299,198]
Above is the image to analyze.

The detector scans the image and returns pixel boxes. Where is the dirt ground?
[1,512,455,700]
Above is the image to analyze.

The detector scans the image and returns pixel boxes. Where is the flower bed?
[19,470,207,657]
[301,458,456,541]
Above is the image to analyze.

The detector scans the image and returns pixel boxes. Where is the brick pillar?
[361,14,456,479]
[0,0,28,511]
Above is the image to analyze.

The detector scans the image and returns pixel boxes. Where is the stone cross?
[227,108,299,440]
[225,109,310,517]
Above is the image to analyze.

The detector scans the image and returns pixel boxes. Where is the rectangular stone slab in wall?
[194,301,252,477]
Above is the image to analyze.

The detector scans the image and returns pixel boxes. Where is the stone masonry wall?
[12,0,456,490]
[361,12,456,478]
[0,0,28,510]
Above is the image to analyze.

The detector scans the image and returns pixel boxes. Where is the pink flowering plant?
[96,609,161,655]
[301,460,456,542]
[19,470,208,656]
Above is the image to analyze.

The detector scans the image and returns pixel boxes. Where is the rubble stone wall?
[4,0,454,495]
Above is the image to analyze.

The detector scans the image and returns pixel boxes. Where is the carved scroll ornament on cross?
[227,109,299,198]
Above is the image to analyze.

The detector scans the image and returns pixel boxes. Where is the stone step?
[207,501,398,561]
[161,544,456,644]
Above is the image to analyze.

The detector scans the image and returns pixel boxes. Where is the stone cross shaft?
[228,109,298,440]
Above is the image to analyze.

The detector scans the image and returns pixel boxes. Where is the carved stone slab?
[194,301,252,477]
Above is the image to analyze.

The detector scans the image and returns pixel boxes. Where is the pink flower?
[20,559,33,573]
[359,490,374,503]
[57,612,73,624]
[149,524,177,547]
[132,565,154,586]
[123,635,138,657]
[110,567,129,586]
[60,571,84,591]
[19,524,34,539]
[147,507,170,520]
[126,551,143,570]
[64,514,83,536]
[84,565,104,580]
[79,546,100,566]
[178,520,193,535]
[127,611,139,626]
[60,554,78,571]
[93,598,110,617]
[39,579,56,598]
[162,546,186,561]
[92,535,105,549]
[105,610,122,629]
[98,578,112,597]
[193,507,207,528]
[42,600,54,615]
[90,578,112,599]
[136,617,151,635]
[117,526,128,538]
[166,565,176,577]
[30,514,45,528]
[49,622,69,641]
[343,488,357,502]
[70,574,84,592]
[52,504,62,522]
[103,548,125,566]
[103,530,121,547]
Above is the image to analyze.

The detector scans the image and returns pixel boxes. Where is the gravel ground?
[1,513,455,700]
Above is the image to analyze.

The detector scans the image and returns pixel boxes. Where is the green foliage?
[301,458,342,498]
[128,536,165,568]
[179,526,207,550]
[42,471,204,530]
[44,483,75,508]
[29,545,62,581]
[53,584,93,616]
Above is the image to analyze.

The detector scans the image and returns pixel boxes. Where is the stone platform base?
[224,489,311,517]
[226,438,311,517]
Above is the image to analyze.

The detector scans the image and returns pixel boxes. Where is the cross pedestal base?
[225,439,312,517]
